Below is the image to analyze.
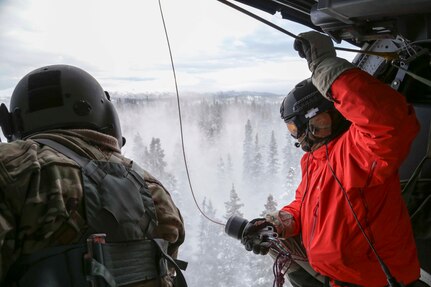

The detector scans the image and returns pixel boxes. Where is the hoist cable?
[217,0,299,39]
[157,0,225,226]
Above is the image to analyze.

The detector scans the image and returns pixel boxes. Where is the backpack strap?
[34,138,106,183]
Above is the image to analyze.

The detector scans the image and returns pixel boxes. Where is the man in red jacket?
[243,31,421,286]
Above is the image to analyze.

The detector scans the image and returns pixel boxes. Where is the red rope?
[272,251,292,287]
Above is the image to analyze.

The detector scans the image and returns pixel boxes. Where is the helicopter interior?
[227,0,431,281]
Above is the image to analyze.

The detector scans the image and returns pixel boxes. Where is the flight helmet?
[280,78,334,139]
[0,64,124,147]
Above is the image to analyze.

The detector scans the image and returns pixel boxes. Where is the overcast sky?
[0,0,355,97]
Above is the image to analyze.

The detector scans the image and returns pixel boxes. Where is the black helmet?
[1,64,123,146]
[280,78,334,139]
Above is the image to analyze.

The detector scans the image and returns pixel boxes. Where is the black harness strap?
[153,239,188,287]
[34,138,106,183]
[4,240,167,287]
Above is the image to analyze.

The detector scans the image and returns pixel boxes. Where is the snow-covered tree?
[144,137,177,192]
[224,184,244,220]
[242,119,254,182]
[282,134,302,201]
[145,137,167,178]
[266,130,280,178]
[114,93,298,287]
[188,199,225,286]
[219,185,252,287]
[250,133,263,192]
[198,100,224,144]
[260,194,278,217]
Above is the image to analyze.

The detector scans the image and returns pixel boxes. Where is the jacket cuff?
[312,57,355,100]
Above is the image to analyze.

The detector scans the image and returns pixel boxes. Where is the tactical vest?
[5,139,187,287]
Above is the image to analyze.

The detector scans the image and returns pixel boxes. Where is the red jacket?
[282,69,420,286]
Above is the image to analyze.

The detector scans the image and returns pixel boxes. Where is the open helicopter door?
[228,0,431,282]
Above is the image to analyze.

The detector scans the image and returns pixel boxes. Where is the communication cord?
[157,0,225,226]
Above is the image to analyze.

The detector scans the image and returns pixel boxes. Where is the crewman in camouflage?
[0,65,186,287]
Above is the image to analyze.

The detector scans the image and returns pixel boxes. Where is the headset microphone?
[294,135,306,148]
[295,136,313,152]
[294,129,309,148]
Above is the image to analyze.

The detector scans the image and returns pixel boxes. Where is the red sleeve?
[331,69,420,184]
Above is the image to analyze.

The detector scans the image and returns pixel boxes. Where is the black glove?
[293,31,336,73]
[293,31,354,98]
[241,218,275,255]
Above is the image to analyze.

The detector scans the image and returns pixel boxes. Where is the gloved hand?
[241,218,275,255]
[265,210,296,238]
[293,31,336,73]
[293,31,355,98]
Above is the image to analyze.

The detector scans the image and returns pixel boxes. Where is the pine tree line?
[116,94,301,286]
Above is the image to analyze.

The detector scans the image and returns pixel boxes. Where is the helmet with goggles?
[280,78,334,139]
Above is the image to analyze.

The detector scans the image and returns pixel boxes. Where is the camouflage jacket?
[0,129,185,286]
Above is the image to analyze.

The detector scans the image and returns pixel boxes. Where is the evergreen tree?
[219,184,250,287]
[224,184,244,220]
[266,130,280,178]
[198,99,224,144]
[251,133,263,186]
[242,119,253,181]
[116,92,297,287]
[248,250,275,287]
[217,156,231,196]
[282,134,301,202]
[260,194,278,217]
[189,198,224,287]
[146,137,167,178]
[245,195,279,287]
[169,142,188,208]
[163,173,178,196]
[145,137,177,192]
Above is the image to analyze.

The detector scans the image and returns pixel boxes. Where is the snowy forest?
[114,91,304,287]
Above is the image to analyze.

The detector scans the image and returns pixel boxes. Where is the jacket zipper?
[308,202,319,248]
[359,160,377,244]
